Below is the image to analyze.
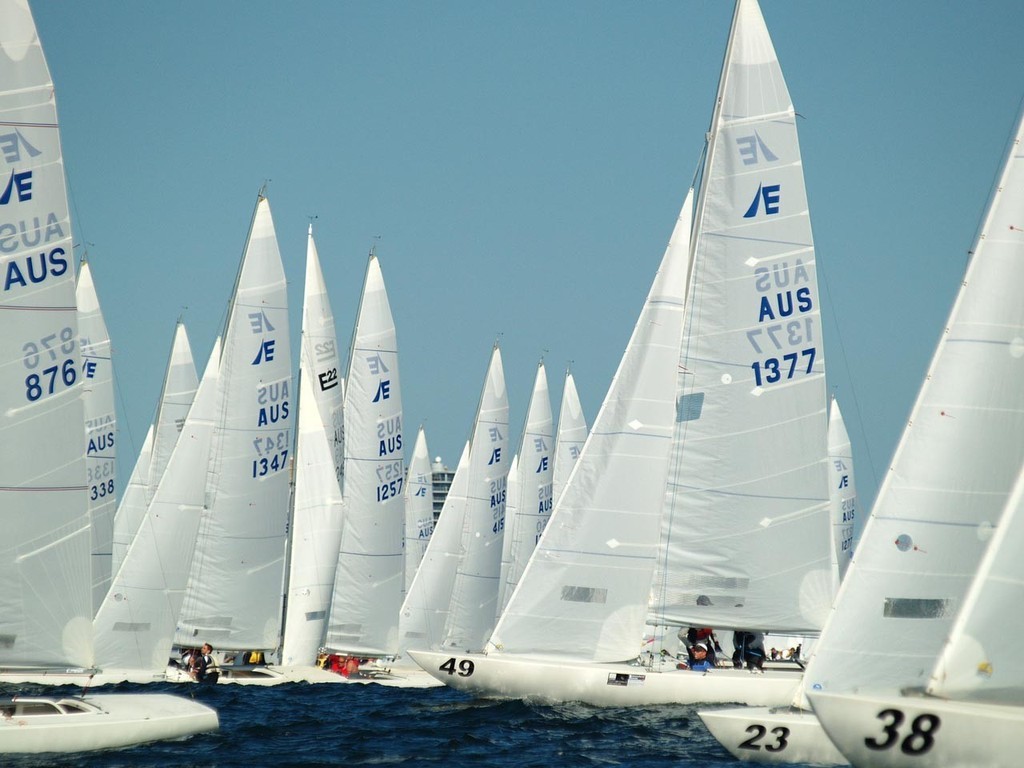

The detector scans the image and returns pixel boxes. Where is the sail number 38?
[864,708,940,755]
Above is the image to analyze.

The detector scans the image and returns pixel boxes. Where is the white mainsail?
[488,189,693,662]
[402,426,435,594]
[648,0,831,635]
[399,441,470,652]
[176,195,292,652]
[827,396,858,589]
[441,344,510,652]
[497,360,553,615]
[324,252,404,658]
[112,320,198,577]
[280,226,345,666]
[94,338,221,675]
[76,258,117,613]
[551,368,587,507]
[0,0,93,669]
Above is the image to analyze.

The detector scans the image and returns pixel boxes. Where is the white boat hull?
[164,662,443,688]
[0,693,217,754]
[809,690,1024,768]
[0,669,167,686]
[699,705,847,765]
[408,650,802,706]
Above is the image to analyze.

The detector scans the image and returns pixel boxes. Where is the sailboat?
[111,320,198,578]
[497,360,553,614]
[701,99,1024,766]
[170,193,294,681]
[0,0,216,750]
[75,256,117,612]
[411,0,836,707]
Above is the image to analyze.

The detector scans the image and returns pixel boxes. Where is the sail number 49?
[865,708,940,755]
[439,657,475,677]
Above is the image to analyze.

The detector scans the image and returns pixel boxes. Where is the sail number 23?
[738,724,790,753]
[438,657,475,677]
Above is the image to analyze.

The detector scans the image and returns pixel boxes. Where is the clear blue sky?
[30,0,1024,515]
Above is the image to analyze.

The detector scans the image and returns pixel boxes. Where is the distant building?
[430,456,455,521]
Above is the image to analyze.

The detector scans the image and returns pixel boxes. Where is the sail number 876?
[751,347,816,387]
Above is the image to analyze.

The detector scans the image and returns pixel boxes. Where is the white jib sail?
[94,338,221,673]
[279,226,346,666]
[928,459,1024,704]
[112,321,198,577]
[488,189,693,663]
[399,441,470,653]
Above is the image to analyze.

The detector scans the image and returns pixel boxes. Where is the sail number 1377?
[751,347,815,387]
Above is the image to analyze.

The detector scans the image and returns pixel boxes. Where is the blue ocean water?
[1,681,828,768]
